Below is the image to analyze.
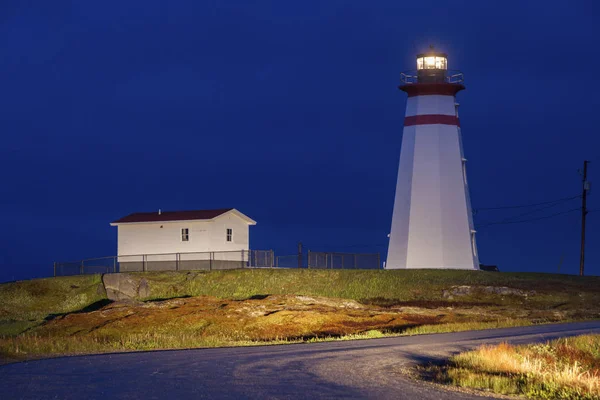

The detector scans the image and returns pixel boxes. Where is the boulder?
[102,273,150,301]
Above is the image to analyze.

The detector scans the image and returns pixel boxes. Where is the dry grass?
[0,295,406,360]
[424,334,600,399]
[0,294,557,362]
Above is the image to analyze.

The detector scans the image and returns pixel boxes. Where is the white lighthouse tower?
[386,49,479,270]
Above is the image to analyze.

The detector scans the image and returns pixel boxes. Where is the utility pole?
[580,160,590,276]
[298,242,303,269]
[557,254,564,274]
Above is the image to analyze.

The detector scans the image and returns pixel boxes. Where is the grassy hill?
[0,275,106,336]
[0,269,599,362]
[116,268,600,304]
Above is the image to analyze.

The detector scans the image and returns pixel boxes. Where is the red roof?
[112,208,234,224]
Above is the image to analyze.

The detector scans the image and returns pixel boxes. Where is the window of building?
[181,228,189,242]
[226,228,232,242]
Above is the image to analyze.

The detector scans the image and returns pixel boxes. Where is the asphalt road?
[2,321,600,400]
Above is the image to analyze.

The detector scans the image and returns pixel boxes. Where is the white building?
[386,50,479,270]
[110,208,257,271]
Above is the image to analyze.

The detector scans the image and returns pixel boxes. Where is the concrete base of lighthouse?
[386,86,479,270]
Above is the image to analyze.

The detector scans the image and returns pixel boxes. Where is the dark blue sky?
[1,1,598,282]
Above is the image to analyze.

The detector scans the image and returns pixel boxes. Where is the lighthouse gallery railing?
[400,70,464,84]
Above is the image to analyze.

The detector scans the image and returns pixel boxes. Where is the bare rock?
[295,295,364,309]
[102,273,151,301]
[96,282,107,296]
[142,298,185,309]
[138,278,150,298]
[442,285,535,299]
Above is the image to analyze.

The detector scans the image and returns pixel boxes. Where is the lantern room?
[416,50,448,83]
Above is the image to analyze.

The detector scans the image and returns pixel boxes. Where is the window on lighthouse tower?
[417,56,447,70]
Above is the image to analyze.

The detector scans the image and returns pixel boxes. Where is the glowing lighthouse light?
[386,48,479,270]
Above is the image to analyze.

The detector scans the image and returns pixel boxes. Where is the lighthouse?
[386,49,479,270]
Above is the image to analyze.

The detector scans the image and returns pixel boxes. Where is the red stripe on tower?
[399,83,465,97]
[404,115,460,127]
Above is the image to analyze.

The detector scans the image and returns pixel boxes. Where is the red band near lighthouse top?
[404,115,460,127]
[399,83,465,97]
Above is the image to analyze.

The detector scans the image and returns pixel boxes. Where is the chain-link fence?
[275,254,304,268]
[249,250,274,268]
[54,250,274,276]
[307,251,381,269]
[54,256,118,276]
[54,249,382,276]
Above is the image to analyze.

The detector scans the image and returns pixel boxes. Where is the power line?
[474,194,581,212]
[475,201,575,225]
[477,207,581,228]
[579,160,590,276]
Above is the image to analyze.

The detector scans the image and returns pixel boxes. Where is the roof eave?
[110,208,256,226]
[221,209,257,225]
[110,218,215,226]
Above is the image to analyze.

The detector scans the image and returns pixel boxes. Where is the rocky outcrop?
[442,285,535,300]
[102,273,150,301]
[294,295,364,309]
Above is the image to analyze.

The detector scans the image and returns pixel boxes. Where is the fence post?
[377,253,381,269]
[307,250,310,269]
[241,249,245,269]
[143,254,146,272]
[210,252,213,271]
[270,250,274,268]
[113,257,117,273]
[53,262,57,277]
[80,260,84,275]
[176,253,179,271]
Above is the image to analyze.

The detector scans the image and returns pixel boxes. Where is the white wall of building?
[209,212,250,251]
[116,212,252,260]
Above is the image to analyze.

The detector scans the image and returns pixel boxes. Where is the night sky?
[1,1,598,282]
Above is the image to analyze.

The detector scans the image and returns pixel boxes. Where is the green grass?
[0,275,106,321]
[129,269,600,305]
[401,319,536,335]
[421,334,600,399]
